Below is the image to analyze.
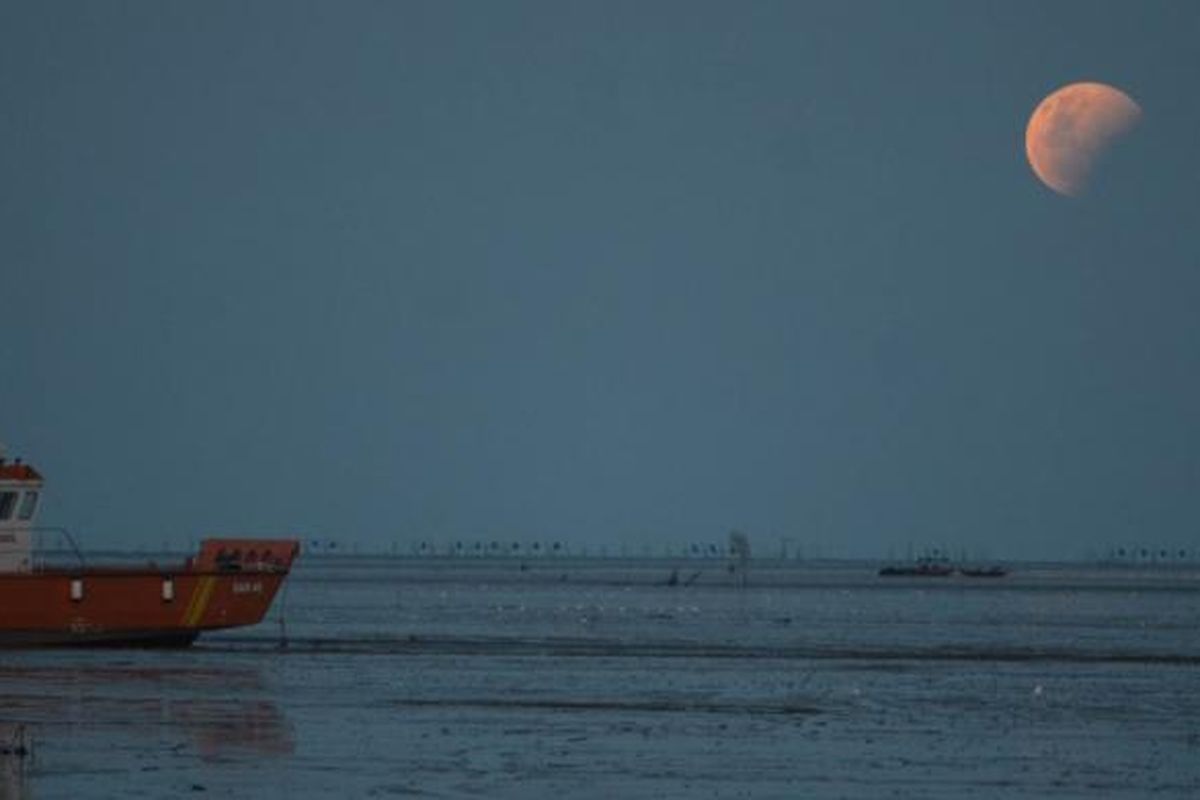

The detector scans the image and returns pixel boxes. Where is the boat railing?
[30,527,87,570]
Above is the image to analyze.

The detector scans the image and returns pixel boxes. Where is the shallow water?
[3,558,1199,798]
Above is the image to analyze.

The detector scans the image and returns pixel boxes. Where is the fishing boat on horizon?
[878,553,1009,579]
[0,446,298,646]
[877,554,956,577]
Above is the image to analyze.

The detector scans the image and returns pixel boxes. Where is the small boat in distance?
[878,555,955,577]
[0,447,298,647]
[878,552,1010,578]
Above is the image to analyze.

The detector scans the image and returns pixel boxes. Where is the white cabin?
[0,445,42,573]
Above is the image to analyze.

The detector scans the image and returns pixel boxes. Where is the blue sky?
[3,2,1198,558]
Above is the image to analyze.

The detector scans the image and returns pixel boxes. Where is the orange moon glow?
[1025,82,1141,196]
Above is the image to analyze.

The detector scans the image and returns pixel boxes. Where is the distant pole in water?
[729,530,751,588]
[778,537,795,560]
[276,580,290,650]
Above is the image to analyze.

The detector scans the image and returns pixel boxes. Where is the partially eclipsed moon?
[1025,82,1141,196]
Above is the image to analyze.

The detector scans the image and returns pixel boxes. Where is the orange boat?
[0,449,298,646]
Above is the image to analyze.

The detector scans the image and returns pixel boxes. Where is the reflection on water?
[0,657,294,795]
[174,700,293,760]
[0,663,268,691]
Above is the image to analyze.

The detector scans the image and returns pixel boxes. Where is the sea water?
[2,558,1198,798]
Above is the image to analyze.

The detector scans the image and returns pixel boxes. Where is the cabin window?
[0,492,16,521]
[17,491,38,521]
[162,577,175,602]
[70,578,84,602]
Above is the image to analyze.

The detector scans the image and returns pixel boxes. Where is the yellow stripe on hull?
[182,576,217,628]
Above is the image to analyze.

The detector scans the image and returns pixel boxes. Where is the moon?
[1025,82,1141,196]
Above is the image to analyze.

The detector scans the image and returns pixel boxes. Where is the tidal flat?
[4,558,1198,798]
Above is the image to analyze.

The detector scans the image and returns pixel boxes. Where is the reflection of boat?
[878,557,955,577]
[174,699,296,760]
[0,449,298,646]
[0,662,295,760]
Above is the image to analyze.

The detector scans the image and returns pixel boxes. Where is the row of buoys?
[410,540,570,557]
[687,543,741,557]
[1106,546,1198,563]
[400,541,748,558]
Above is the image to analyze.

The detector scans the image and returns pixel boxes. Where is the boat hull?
[0,567,289,647]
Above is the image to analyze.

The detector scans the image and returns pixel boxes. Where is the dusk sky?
[4,2,1199,559]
